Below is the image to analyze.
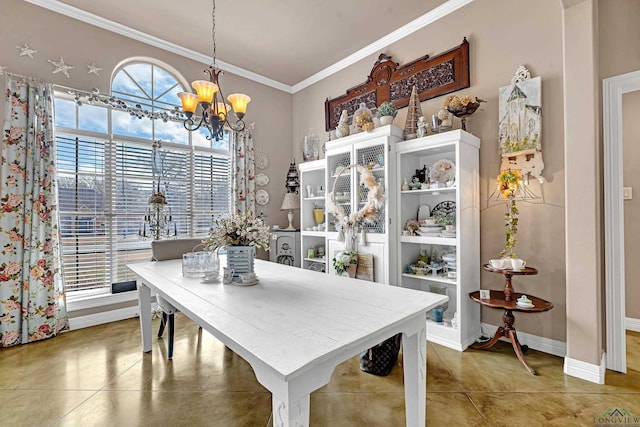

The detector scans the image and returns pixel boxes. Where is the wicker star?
[48,57,75,78]
[16,43,37,59]
[86,62,102,76]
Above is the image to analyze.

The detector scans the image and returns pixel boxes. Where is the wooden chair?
[151,238,203,359]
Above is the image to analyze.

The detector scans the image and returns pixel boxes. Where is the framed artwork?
[498,66,545,183]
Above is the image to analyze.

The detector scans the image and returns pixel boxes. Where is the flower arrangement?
[375,102,398,118]
[333,250,358,277]
[203,210,274,252]
[496,170,523,259]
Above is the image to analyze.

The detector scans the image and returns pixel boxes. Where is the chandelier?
[139,141,176,240]
[177,0,251,141]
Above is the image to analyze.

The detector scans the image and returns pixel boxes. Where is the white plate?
[255,173,269,186]
[256,189,270,205]
[234,279,259,286]
[430,159,456,184]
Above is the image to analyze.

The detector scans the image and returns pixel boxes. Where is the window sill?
[67,289,139,311]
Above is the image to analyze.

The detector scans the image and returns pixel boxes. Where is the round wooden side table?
[469,265,553,375]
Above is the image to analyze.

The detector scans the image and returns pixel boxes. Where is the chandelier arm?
[182,115,205,132]
[228,118,246,133]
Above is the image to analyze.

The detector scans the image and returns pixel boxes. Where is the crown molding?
[24,0,293,92]
[291,0,475,93]
[25,0,474,94]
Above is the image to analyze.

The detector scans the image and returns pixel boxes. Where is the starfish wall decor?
[48,57,74,78]
[86,62,102,76]
[16,43,37,59]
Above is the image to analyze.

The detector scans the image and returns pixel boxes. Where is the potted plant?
[496,170,522,259]
[375,102,398,126]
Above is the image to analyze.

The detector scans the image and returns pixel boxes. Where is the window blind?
[56,134,231,292]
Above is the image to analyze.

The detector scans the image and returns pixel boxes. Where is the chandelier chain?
[211,0,217,70]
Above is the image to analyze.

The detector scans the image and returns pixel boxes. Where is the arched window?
[53,59,231,294]
[111,60,228,150]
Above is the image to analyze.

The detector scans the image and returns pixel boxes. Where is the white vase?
[379,115,394,126]
[226,246,255,277]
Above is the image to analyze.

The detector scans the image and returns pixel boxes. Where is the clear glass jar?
[302,128,320,161]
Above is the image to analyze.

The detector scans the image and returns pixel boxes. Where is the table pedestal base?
[470,309,537,375]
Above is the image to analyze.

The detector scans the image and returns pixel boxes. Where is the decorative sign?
[356,253,374,282]
[325,38,470,131]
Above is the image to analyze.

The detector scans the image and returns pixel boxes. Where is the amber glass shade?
[177,92,199,114]
[227,93,251,115]
[213,102,231,120]
[191,80,218,104]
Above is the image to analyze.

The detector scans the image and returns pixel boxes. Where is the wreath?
[326,164,385,230]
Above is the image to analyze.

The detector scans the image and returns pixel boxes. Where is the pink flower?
[5,262,21,275]
[7,194,22,207]
[42,241,52,252]
[8,231,22,242]
[11,95,21,106]
[3,244,16,255]
[4,299,20,311]
[6,176,16,186]
[37,323,50,335]
[1,313,13,323]
[9,163,22,174]
[42,274,54,286]
[44,304,55,317]
[37,259,47,268]
[0,273,9,282]
[2,330,19,346]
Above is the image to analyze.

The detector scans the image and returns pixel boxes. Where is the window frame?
[54,60,232,300]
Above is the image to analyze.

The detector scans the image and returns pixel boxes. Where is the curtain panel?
[0,77,67,347]
[231,123,256,215]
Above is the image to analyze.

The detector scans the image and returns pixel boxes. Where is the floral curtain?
[231,123,255,214]
[0,77,67,348]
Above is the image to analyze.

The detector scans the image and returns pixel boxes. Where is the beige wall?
[623,91,640,319]
[0,0,294,229]
[599,1,640,325]
[294,0,567,341]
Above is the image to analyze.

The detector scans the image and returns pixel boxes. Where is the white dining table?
[128,258,447,427]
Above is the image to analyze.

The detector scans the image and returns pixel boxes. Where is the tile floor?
[2,316,640,427]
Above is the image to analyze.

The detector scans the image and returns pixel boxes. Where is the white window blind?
[56,133,231,292]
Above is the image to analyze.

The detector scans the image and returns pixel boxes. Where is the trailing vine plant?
[497,169,522,259]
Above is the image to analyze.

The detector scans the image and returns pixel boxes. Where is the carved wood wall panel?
[325,38,470,131]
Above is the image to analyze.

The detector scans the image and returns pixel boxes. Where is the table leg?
[137,281,152,353]
[272,393,310,427]
[403,325,426,427]
[507,329,537,375]
[470,326,506,350]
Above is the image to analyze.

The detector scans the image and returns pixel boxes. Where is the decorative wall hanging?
[325,38,470,131]
[16,43,37,59]
[47,57,74,78]
[86,63,102,75]
[498,65,544,183]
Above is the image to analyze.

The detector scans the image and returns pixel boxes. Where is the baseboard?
[68,306,139,330]
[480,322,566,357]
[626,317,640,332]
[564,353,606,384]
